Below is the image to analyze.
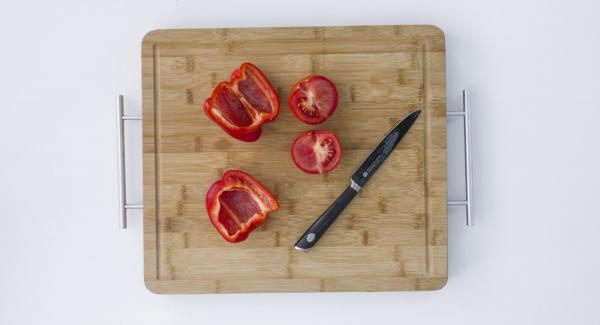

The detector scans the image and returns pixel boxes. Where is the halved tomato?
[288,76,338,124]
[291,130,342,174]
[204,63,280,142]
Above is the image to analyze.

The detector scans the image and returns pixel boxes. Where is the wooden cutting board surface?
[142,25,447,293]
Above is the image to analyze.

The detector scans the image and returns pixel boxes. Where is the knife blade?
[294,109,421,252]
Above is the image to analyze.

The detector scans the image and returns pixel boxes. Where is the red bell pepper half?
[205,170,279,243]
[204,63,280,142]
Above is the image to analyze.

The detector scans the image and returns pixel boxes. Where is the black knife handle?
[294,185,358,252]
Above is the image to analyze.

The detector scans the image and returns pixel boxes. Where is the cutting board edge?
[143,276,449,294]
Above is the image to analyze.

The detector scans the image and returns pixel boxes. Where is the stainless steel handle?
[447,89,474,226]
[117,95,143,229]
[116,91,474,228]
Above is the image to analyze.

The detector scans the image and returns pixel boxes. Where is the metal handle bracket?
[117,95,143,229]
[447,89,474,226]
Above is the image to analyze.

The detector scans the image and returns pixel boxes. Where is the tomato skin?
[204,63,280,142]
[288,75,338,125]
[291,130,343,174]
[206,170,279,243]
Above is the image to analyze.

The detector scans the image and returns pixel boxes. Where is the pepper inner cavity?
[218,188,261,236]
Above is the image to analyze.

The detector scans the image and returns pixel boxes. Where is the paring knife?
[294,110,422,252]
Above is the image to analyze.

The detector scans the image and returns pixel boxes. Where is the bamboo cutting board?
[142,25,447,293]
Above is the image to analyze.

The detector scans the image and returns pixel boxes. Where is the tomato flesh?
[289,76,338,124]
[291,130,342,174]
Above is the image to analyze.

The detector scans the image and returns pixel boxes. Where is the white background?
[1,0,599,324]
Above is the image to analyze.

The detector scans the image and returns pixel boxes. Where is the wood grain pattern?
[142,25,447,293]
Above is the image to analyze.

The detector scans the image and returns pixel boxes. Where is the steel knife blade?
[294,109,421,252]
